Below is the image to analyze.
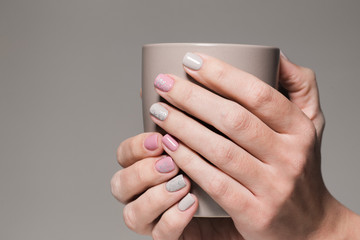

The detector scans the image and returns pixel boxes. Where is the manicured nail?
[162,134,179,151]
[183,52,203,70]
[166,174,186,192]
[155,156,175,173]
[150,103,168,121]
[154,74,174,92]
[144,134,158,151]
[178,193,195,211]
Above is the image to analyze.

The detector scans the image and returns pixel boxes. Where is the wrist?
[308,191,360,240]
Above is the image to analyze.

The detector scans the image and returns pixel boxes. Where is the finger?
[150,102,270,192]
[279,53,325,139]
[182,52,309,134]
[152,193,198,240]
[154,73,283,161]
[111,155,179,203]
[122,175,191,235]
[117,132,163,167]
[160,135,257,220]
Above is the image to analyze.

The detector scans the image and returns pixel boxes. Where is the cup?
[142,43,280,217]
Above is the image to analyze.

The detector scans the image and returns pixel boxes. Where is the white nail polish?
[178,193,195,211]
[166,174,186,192]
[183,52,203,70]
[150,103,168,121]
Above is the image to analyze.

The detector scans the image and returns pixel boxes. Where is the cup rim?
[143,42,278,50]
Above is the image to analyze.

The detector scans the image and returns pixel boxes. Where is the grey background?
[0,0,359,239]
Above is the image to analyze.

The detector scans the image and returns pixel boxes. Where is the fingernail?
[178,193,195,211]
[280,50,289,60]
[183,52,203,70]
[154,74,174,92]
[166,174,186,192]
[162,134,179,151]
[144,134,158,151]
[155,156,175,173]
[150,103,168,121]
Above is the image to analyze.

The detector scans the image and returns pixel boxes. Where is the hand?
[111,133,200,239]
[112,132,246,239]
[148,52,360,239]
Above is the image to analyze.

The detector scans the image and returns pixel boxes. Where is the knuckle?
[207,175,231,200]
[214,64,227,83]
[251,204,278,232]
[222,105,251,132]
[297,67,316,94]
[255,214,274,232]
[116,143,124,165]
[163,218,179,232]
[296,120,316,154]
[273,177,294,203]
[230,192,252,215]
[156,217,180,237]
[117,134,148,167]
[283,136,311,177]
[117,139,137,167]
[151,230,162,240]
[249,82,273,108]
[133,161,147,185]
[302,67,316,80]
[213,141,236,166]
[251,120,270,143]
[110,172,124,202]
[290,154,308,177]
[279,142,306,177]
[123,205,137,232]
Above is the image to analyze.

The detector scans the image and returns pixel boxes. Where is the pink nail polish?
[162,134,179,151]
[144,134,158,151]
[154,74,174,92]
[155,156,175,173]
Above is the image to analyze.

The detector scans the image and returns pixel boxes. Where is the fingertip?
[183,52,204,71]
[162,133,179,152]
[280,50,289,61]
[182,175,192,189]
[154,155,178,174]
[178,193,198,212]
[279,53,302,85]
[144,132,163,151]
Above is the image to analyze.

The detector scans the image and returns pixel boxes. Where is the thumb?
[279,51,325,139]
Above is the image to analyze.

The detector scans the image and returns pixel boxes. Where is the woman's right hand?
[111,133,200,239]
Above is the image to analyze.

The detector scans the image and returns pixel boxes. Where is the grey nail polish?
[150,103,168,121]
[183,52,203,70]
[178,193,195,211]
[166,174,186,192]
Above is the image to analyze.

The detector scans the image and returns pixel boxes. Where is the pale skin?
[111,53,360,239]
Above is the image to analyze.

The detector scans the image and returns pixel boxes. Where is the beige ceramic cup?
[142,43,280,217]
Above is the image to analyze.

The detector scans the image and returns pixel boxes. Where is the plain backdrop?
[1,0,359,239]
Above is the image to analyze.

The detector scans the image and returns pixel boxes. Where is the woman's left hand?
[149,52,345,240]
